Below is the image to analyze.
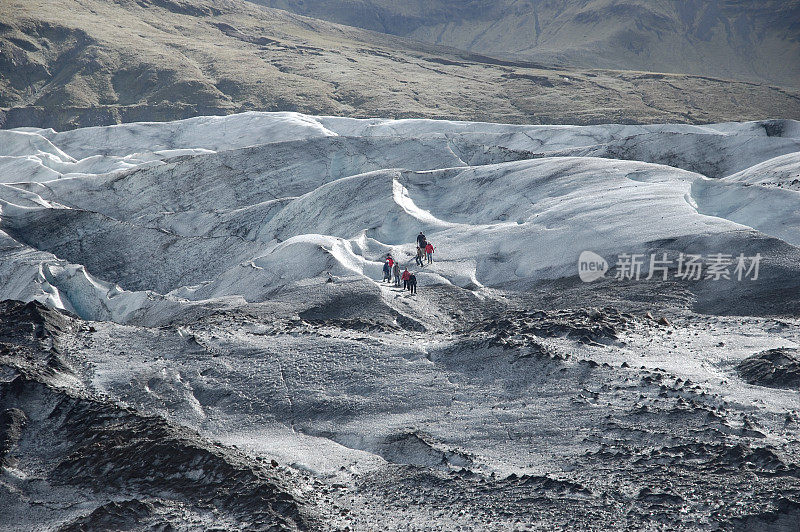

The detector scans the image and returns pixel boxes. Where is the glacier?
[1,112,799,323]
[1,112,800,530]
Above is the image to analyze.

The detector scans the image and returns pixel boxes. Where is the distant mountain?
[1,0,799,131]
[254,0,800,87]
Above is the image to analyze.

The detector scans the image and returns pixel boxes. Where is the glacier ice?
[0,112,798,323]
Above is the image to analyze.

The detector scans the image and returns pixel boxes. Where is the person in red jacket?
[425,242,434,264]
[401,267,411,290]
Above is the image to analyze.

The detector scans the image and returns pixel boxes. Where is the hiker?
[416,246,425,266]
[408,272,417,294]
[392,261,401,286]
[382,260,391,282]
[416,231,427,249]
[401,267,411,290]
[425,242,434,264]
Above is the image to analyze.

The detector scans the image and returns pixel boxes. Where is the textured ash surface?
[2,296,800,531]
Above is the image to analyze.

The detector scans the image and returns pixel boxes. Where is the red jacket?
[425,244,434,253]
[401,270,411,280]
[387,257,394,267]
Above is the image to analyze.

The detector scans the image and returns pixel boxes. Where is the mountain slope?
[1,0,799,130]
[254,0,800,87]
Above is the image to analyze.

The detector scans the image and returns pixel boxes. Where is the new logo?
[578,251,608,283]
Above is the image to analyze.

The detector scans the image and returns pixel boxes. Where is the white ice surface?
[0,112,797,322]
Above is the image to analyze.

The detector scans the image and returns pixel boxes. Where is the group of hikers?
[381,231,435,295]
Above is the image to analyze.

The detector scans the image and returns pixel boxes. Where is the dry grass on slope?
[1,0,798,130]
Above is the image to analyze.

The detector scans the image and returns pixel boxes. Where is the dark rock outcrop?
[737,348,800,389]
[0,300,316,530]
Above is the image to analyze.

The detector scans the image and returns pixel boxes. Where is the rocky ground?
[2,292,800,530]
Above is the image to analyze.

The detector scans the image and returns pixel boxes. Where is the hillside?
[255,0,800,87]
[1,0,799,130]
